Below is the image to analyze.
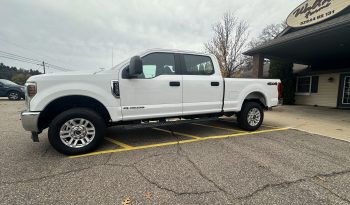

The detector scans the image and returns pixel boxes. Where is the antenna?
[112,48,114,67]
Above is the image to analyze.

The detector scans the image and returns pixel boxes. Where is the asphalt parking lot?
[1,99,350,205]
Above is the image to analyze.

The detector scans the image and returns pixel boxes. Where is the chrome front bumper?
[21,111,40,132]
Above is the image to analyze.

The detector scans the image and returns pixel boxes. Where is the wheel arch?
[6,89,21,95]
[243,91,267,109]
[38,95,112,132]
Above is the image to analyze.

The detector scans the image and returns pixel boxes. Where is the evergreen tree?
[0,63,41,85]
[269,60,295,105]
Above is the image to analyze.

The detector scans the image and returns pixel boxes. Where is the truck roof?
[143,48,210,56]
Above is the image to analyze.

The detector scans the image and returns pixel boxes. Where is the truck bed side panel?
[223,78,280,112]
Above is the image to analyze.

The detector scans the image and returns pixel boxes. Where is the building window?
[296,76,319,94]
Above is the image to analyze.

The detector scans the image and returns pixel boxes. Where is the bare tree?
[241,22,288,73]
[248,22,287,49]
[205,12,249,77]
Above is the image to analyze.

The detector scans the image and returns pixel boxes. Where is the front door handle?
[211,82,220,86]
[169,81,180,86]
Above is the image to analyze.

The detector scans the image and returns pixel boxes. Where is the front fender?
[29,82,122,122]
[31,83,112,111]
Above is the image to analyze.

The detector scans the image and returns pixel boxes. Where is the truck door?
[119,52,183,121]
[181,54,224,115]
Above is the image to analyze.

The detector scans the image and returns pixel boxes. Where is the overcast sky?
[0,0,303,73]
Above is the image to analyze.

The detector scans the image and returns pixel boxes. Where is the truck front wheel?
[48,108,106,155]
[237,102,264,131]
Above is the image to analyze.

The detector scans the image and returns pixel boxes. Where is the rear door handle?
[169,81,180,86]
[211,82,220,86]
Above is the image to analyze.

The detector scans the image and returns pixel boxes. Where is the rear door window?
[183,55,214,75]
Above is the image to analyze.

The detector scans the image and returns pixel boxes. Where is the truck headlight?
[26,82,37,97]
[25,82,37,110]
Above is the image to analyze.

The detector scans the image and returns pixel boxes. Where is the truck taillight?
[277,82,282,99]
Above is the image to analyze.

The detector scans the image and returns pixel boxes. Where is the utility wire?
[0,54,68,72]
[0,50,42,64]
[0,50,72,72]
[0,55,40,65]
[0,37,79,69]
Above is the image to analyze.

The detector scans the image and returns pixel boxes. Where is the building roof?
[244,11,350,65]
[239,63,307,78]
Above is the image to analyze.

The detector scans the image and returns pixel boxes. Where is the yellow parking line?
[191,123,245,133]
[204,127,289,140]
[217,119,282,130]
[69,139,199,159]
[69,127,289,159]
[152,128,202,139]
[262,125,280,128]
[104,137,133,148]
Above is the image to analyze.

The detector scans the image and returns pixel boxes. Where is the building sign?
[287,0,350,28]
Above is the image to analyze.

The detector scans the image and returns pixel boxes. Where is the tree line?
[0,63,41,85]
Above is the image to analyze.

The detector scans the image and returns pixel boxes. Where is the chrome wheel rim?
[247,108,261,127]
[9,92,19,100]
[59,118,95,148]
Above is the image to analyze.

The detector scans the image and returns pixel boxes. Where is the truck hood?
[27,69,118,82]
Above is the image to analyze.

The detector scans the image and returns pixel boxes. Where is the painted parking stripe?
[191,123,245,133]
[203,127,289,140]
[104,137,133,148]
[69,127,289,159]
[152,127,202,139]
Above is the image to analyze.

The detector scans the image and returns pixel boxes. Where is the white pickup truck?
[21,49,280,155]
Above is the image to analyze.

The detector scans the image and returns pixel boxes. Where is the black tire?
[48,108,106,155]
[237,102,264,131]
[7,91,21,101]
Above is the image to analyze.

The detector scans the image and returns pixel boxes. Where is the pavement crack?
[164,126,232,198]
[104,153,113,165]
[236,178,307,201]
[132,164,218,196]
[0,162,134,186]
[312,169,350,179]
[106,152,176,167]
[178,146,232,197]
[40,148,50,157]
[312,181,350,204]
[236,169,350,201]
[0,166,94,186]
[259,134,347,169]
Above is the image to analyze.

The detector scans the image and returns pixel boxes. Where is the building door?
[338,74,350,108]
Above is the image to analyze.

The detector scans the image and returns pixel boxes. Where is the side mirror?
[129,56,143,77]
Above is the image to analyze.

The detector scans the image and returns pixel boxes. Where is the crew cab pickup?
[21,49,280,155]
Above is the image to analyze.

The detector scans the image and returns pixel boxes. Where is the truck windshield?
[0,79,18,86]
[111,58,129,70]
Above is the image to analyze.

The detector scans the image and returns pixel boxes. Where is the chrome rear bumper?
[21,111,40,132]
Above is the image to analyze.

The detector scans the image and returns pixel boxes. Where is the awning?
[244,12,350,66]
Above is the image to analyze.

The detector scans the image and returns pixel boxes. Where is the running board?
[114,117,220,130]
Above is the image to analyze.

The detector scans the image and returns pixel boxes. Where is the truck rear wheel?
[48,108,106,155]
[237,102,264,131]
